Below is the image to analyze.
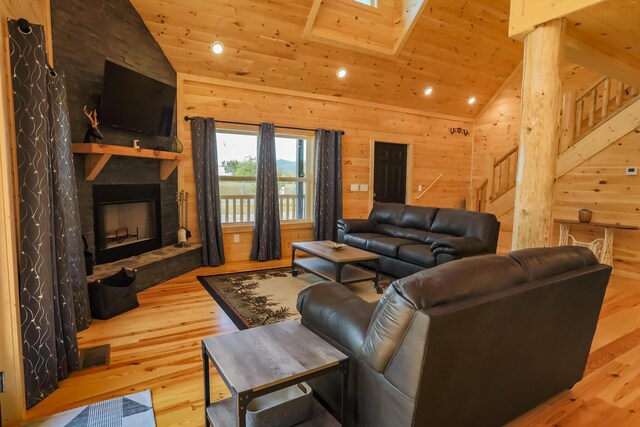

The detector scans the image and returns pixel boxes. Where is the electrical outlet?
[233,234,240,243]
[350,184,359,192]
[626,167,638,176]
[418,184,423,192]
[359,184,368,191]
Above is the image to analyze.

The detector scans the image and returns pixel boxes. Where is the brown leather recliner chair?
[296,246,611,427]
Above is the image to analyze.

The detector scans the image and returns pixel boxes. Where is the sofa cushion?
[297,281,377,354]
[400,205,438,230]
[369,203,406,226]
[425,232,453,244]
[375,223,429,242]
[397,244,436,268]
[391,254,528,310]
[431,208,498,243]
[365,237,415,257]
[344,233,386,250]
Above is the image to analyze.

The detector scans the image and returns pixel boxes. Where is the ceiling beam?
[509,0,607,39]
[563,36,640,87]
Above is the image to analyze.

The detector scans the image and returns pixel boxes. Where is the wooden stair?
[467,75,640,216]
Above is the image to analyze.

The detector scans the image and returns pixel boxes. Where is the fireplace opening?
[93,184,162,264]
[101,201,157,249]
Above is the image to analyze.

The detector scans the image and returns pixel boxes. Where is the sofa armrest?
[431,236,489,259]
[297,282,377,355]
[337,218,375,234]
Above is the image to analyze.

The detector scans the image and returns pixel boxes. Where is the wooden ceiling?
[131,0,523,118]
[565,1,640,71]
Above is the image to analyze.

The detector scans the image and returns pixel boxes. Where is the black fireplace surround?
[93,184,162,264]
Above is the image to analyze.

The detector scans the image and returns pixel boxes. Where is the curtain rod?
[183,116,345,135]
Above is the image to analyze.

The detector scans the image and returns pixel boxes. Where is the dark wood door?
[374,142,407,203]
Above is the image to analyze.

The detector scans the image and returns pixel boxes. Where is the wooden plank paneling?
[178,73,472,262]
[130,0,522,118]
[554,129,640,277]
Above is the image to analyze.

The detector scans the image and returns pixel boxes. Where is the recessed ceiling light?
[336,68,348,79]
[211,42,224,55]
[468,96,476,105]
[424,87,433,96]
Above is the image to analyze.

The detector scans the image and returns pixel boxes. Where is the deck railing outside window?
[220,194,306,224]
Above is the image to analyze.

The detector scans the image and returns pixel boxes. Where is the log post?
[512,19,564,250]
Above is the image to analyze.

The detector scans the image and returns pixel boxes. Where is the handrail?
[416,174,443,200]
[220,194,305,223]
[466,178,488,212]
[566,77,640,152]
[576,76,607,101]
[493,146,518,167]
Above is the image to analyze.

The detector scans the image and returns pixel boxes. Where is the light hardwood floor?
[24,261,640,426]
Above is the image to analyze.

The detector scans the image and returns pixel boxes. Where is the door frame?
[368,136,414,210]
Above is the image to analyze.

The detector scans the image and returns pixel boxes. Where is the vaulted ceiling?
[131,0,523,118]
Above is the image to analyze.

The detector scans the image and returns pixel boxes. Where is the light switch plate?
[233,234,240,243]
[626,167,638,176]
[359,184,368,191]
[418,184,423,192]
[350,184,359,192]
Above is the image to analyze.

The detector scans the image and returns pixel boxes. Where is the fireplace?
[93,184,162,264]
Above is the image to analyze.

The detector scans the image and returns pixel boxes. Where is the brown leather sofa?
[337,203,500,278]
[296,246,611,427]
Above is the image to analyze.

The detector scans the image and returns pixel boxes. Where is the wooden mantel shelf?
[72,143,187,181]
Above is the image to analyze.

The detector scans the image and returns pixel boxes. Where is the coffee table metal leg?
[291,247,298,277]
[374,260,382,294]
[202,343,211,427]
[335,263,344,283]
[340,360,349,427]
[237,392,251,427]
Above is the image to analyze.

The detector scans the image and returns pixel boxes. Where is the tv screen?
[101,61,176,137]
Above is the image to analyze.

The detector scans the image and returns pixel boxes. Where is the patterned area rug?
[198,268,386,329]
[23,390,155,426]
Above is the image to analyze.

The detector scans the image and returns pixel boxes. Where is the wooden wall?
[177,74,473,263]
[473,66,522,253]
[554,129,640,278]
[472,64,640,277]
[0,1,51,423]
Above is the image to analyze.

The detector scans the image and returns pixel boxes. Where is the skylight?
[353,0,378,7]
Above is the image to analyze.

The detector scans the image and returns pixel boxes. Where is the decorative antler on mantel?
[83,105,104,143]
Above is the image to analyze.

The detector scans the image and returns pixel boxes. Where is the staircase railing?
[471,75,639,214]
[466,178,487,212]
[559,76,640,153]
[486,146,518,201]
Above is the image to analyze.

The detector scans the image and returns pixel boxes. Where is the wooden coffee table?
[291,240,382,294]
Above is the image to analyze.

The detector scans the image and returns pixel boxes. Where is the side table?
[202,320,349,427]
[555,219,639,267]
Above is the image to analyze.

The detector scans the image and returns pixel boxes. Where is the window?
[353,0,377,7]
[216,129,314,224]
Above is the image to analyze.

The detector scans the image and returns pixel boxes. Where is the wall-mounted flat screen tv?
[101,60,176,137]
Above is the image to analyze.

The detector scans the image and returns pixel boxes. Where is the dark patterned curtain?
[314,129,343,241]
[190,117,225,266]
[9,19,89,407]
[250,123,282,261]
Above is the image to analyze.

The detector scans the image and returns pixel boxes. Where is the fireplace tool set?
[176,190,192,247]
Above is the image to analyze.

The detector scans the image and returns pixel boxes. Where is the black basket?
[88,268,139,320]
